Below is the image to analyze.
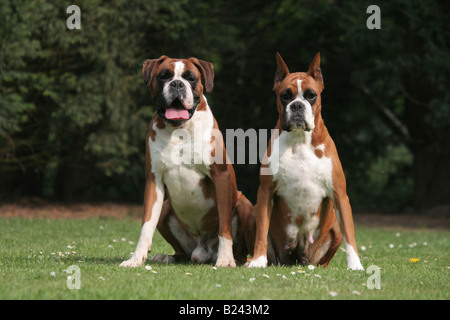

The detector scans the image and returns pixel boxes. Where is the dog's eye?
[182,72,197,83]
[280,91,292,102]
[158,70,172,81]
[305,91,316,101]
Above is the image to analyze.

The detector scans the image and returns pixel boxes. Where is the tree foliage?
[0,0,448,211]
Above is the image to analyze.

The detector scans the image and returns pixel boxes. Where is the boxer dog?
[247,53,363,270]
[120,56,254,268]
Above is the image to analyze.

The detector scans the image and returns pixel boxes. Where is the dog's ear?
[274,52,290,91]
[142,55,169,86]
[307,52,324,92]
[188,57,215,93]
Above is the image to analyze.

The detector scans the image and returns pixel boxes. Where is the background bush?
[1,0,449,212]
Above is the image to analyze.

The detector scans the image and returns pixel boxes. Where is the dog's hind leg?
[151,200,196,263]
[307,198,343,267]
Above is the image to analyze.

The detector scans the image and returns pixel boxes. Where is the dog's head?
[143,55,214,127]
[273,52,324,132]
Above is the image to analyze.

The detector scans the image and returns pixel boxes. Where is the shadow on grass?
[79,256,203,267]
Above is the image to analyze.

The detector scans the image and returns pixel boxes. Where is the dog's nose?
[170,80,185,91]
[290,101,305,112]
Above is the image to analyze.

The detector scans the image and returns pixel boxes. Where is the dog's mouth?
[164,99,190,120]
[155,97,197,126]
[283,116,314,132]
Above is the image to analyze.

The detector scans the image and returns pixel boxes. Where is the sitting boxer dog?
[247,53,363,270]
[120,56,254,268]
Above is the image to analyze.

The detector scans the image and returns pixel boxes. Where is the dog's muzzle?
[283,101,314,132]
[155,90,200,127]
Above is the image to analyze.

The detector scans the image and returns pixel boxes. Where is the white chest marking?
[270,130,333,218]
[150,105,215,235]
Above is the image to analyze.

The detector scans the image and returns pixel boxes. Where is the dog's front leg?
[211,163,236,268]
[247,175,275,268]
[332,164,363,271]
[120,175,164,267]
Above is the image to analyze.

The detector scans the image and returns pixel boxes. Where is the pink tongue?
[307,232,314,244]
[165,108,189,120]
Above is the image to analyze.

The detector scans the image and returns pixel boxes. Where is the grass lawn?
[0,216,448,300]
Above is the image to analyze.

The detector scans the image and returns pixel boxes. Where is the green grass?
[0,217,449,299]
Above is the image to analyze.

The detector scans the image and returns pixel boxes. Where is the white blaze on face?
[173,60,185,78]
[162,61,195,110]
[296,79,303,97]
[286,79,315,131]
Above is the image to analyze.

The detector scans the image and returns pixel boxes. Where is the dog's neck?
[285,128,312,146]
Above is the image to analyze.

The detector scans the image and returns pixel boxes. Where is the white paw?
[215,236,236,267]
[215,257,236,268]
[347,261,364,271]
[246,255,268,268]
[119,253,147,267]
[344,241,364,271]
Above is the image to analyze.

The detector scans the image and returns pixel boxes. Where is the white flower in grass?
[329,291,338,297]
